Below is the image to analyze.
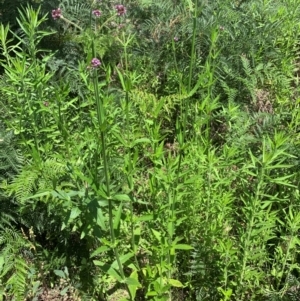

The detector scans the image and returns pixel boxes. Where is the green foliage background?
[1,0,300,300]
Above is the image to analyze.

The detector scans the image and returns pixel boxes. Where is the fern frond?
[7,165,39,202]
[0,127,23,230]
[0,227,32,301]
[0,129,23,178]
[7,157,68,202]
[59,0,91,32]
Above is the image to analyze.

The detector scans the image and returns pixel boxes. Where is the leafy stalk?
[91,43,126,286]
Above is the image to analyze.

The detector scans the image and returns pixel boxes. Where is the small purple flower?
[174,36,179,42]
[91,58,101,68]
[51,8,62,20]
[115,4,126,16]
[219,26,225,31]
[92,10,101,17]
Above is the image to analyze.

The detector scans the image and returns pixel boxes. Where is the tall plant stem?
[187,1,198,94]
[184,0,198,139]
[122,38,141,272]
[171,0,199,233]
[172,0,198,240]
[92,65,125,284]
[166,3,199,300]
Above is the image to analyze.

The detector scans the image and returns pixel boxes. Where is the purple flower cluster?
[91,58,101,68]
[115,4,126,16]
[51,8,62,20]
[92,10,101,17]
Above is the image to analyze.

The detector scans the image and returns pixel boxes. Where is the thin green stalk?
[187,1,198,94]
[123,37,141,272]
[184,0,198,140]
[90,22,130,295]
[92,61,126,285]
[172,39,179,75]
[167,3,199,298]
[172,0,198,239]
[60,16,83,31]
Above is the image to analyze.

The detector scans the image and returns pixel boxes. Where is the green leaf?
[113,131,128,147]
[169,279,184,287]
[60,286,69,296]
[64,267,69,278]
[113,202,123,230]
[107,267,122,282]
[173,244,194,250]
[90,246,110,258]
[151,229,161,242]
[70,207,81,220]
[136,214,153,222]
[125,277,141,286]
[116,68,126,91]
[93,260,104,266]
[80,229,87,239]
[93,261,122,281]
[21,191,51,201]
[133,138,151,146]
[0,257,4,272]
[269,174,296,187]
[117,252,134,266]
[97,208,107,231]
[127,273,141,300]
[146,291,158,296]
[54,270,65,279]
[114,194,131,202]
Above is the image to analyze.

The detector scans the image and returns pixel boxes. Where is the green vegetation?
[1,0,300,300]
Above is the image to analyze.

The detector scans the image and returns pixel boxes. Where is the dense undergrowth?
[1,0,300,300]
